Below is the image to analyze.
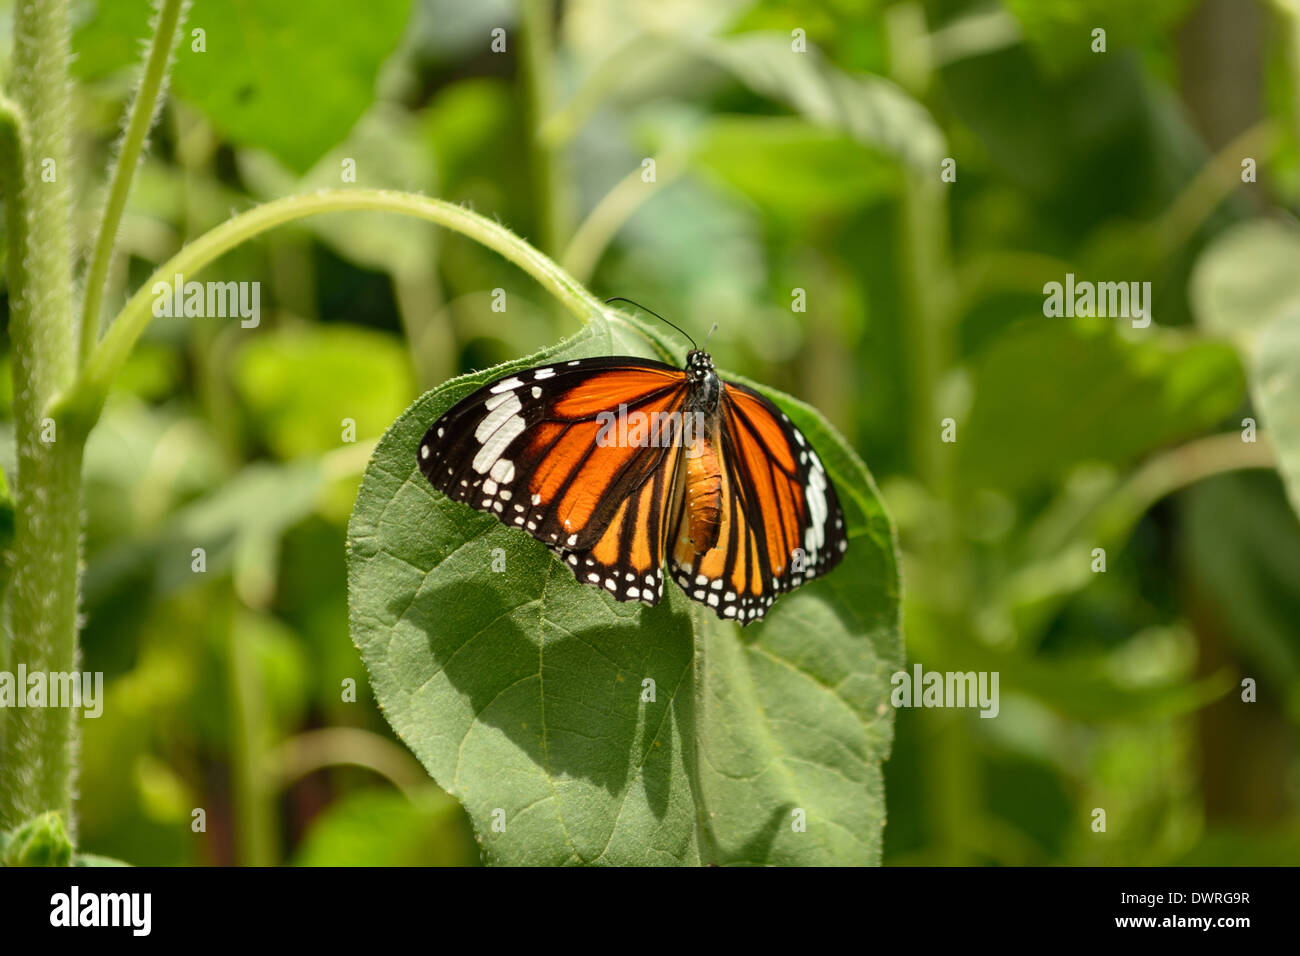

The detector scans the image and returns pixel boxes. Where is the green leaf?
[85,460,324,609]
[231,326,415,460]
[1191,220,1300,521]
[959,318,1245,494]
[1,811,73,866]
[1003,0,1197,74]
[75,0,413,173]
[237,105,438,276]
[1182,473,1300,715]
[692,116,900,223]
[292,788,477,866]
[347,312,902,865]
[694,32,945,174]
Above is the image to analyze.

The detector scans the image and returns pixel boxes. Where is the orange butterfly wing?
[419,357,689,604]
[670,381,846,624]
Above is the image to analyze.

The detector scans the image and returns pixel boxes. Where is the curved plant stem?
[1091,431,1278,545]
[1151,119,1274,256]
[562,151,684,283]
[78,0,187,368]
[53,189,607,430]
[265,728,430,802]
[0,0,81,832]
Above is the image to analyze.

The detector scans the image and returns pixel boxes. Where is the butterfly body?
[417,348,847,624]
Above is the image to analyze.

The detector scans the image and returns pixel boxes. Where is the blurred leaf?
[693,116,899,221]
[1192,220,1300,520]
[347,312,902,864]
[238,608,312,738]
[73,853,132,866]
[1003,0,1196,74]
[1253,315,1300,520]
[695,32,945,173]
[422,79,514,188]
[1173,825,1300,866]
[75,0,414,172]
[232,326,414,460]
[1182,473,1300,694]
[919,624,1232,724]
[1191,219,1300,342]
[960,319,1245,493]
[292,788,477,866]
[85,461,324,609]
[239,105,437,275]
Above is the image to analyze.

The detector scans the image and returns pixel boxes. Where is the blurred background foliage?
[1,0,1298,865]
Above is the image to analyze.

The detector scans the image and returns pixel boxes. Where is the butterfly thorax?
[684,349,721,417]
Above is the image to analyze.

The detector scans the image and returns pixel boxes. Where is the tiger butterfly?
[416,314,847,625]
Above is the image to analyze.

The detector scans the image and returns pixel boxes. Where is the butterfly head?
[686,349,714,378]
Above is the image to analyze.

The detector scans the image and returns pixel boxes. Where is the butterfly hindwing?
[669,380,847,624]
[553,447,684,605]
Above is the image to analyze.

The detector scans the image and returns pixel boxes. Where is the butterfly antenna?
[604,296,697,350]
[703,323,719,347]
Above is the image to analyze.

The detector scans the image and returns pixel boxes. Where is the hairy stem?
[78,0,187,367]
[0,0,81,832]
[562,151,684,283]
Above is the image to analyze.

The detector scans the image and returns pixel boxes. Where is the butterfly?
[416,303,847,624]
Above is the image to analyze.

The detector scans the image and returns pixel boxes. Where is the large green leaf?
[1191,219,1300,521]
[74,0,412,173]
[347,311,902,865]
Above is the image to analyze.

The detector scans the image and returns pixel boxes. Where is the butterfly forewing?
[418,356,690,602]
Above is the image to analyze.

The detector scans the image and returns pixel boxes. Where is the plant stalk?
[0,0,82,832]
[78,0,187,367]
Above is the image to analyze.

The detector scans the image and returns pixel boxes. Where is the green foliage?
[1192,220,1300,521]
[1,811,73,866]
[960,319,1245,493]
[347,312,902,864]
[232,326,415,459]
[293,788,477,866]
[75,0,414,172]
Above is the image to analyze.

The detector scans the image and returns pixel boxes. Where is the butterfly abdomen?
[685,436,723,555]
